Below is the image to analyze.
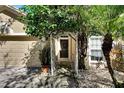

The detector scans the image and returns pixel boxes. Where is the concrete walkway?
[0,67,124,88]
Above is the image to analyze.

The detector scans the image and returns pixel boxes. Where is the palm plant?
[89,5,124,87]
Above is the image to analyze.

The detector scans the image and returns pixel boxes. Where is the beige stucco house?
[0,5,42,68]
[0,6,77,68]
[0,6,105,69]
[0,5,123,70]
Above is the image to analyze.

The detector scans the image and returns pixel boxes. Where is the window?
[89,36,104,62]
[91,50,103,61]
[90,38,102,48]
[60,39,68,58]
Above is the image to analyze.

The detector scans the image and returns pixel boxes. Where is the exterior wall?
[0,13,25,33]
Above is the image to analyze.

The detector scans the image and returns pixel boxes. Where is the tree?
[88,5,124,87]
[66,6,93,70]
[21,6,124,83]
[21,6,77,38]
[21,5,79,75]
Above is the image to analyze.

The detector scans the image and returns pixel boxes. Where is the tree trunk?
[75,32,79,75]
[102,33,118,87]
[78,32,87,69]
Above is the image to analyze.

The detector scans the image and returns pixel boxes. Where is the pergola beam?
[50,34,54,75]
[75,32,79,75]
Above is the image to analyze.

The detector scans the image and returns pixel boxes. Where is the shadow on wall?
[22,40,46,73]
[0,41,6,46]
[39,40,51,66]
[0,41,9,68]
[0,41,16,69]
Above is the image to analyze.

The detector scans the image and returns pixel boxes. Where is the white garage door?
[0,36,42,67]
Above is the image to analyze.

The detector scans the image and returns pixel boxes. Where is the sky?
[13,5,24,9]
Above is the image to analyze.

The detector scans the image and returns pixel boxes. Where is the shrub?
[39,41,51,66]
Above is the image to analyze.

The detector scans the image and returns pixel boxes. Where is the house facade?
[54,35,106,68]
[0,5,110,68]
[0,5,123,69]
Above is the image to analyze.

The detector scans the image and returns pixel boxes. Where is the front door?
[58,36,70,61]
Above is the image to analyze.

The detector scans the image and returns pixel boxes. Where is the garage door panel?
[0,57,24,61]
[0,39,42,67]
[0,41,34,45]
[0,44,28,49]
[0,53,26,57]
[0,49,28,53]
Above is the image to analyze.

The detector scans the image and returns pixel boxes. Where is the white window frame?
[88,36,105,64]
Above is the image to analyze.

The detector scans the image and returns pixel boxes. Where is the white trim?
[90,36,103,38]
[0,32,27,36]
[9,32,27,36]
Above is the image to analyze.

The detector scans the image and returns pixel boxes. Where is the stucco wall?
[0,13,25,33]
